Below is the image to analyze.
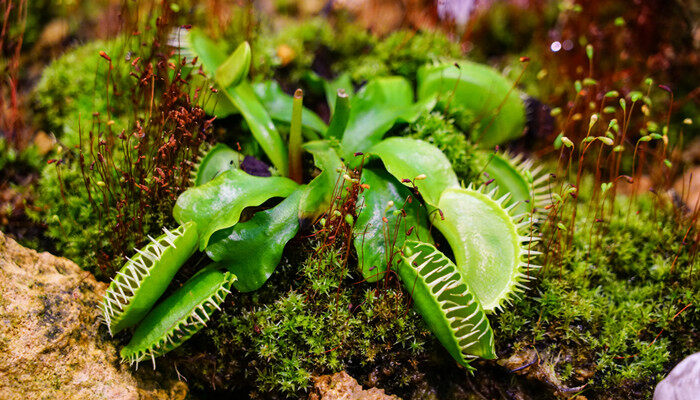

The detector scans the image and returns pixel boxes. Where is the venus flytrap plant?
[102,222,199,335]
[101,28,549,372]
[398,241,496,369]
[417,61,527,148]
[120,267,237,368]
[473,150,550,215]
[367,137,541,311]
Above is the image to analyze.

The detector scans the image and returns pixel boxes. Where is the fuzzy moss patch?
[494,192,699,398]
[196,242,431,397]
[33,39,132,146]
[27,160,174,280]
[251,17,461,84]
[405,110,479,183]
[340,29,462,82]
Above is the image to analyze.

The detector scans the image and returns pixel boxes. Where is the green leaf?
[184,28,228,74]
[101,222,199,335]
[174,169,299,250]
[298,140,344,220]
[369,137,458,207]
[417,62,526,148]
[206,190,302,292]
[222,82,289,176]
[252,81,328,135]
[474,151,549,215]
[202,94,238,119]
[398,240,496,367]
[353,168,432,282]
[181,29,288,175]
[191,143,243,186]
[215,41,251,88]
[340,76,436,161]
[179,29,238,118]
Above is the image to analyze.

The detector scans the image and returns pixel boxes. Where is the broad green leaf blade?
[180,29,237,117]
[174,169,299,250]
[252,81,328,134]
[398,240,496,367]
[181,29,288,175]
[215,41,251,88]
[206,190,302,292]
[298,140,344,220]
[431,186,532,312]
[369,137,458,207]
[203,93,238,118]
[222,82,289,176]
[417,61,526,148]
[353,168,432,282]
[184,28,227,73]
[340,76,436,161]
[191,143,243,186]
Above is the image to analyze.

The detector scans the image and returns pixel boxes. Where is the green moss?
[342,29,462,82]
[0,138,42,172]
[30,29,210,277]
[33,39,131,146]
[27,159,173,279]
[199,241,431,396]
[250,18,460,86]
[405,110,478,182]
[494,190,699,397]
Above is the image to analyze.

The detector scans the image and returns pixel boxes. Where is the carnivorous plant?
[101,28,547,371]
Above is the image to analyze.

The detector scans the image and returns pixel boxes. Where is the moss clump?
[251,17,461,85]
[494,191,699,398]
[341,29,462,82]
[405,110,478,182]
[30,34,210,278]
[33,39,131,146]
[253,17,375,83]
[194,241,431,397]
[27,158,173,280]
[0,138,42,173]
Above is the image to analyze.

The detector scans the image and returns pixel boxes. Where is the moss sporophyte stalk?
[100,28,549,370]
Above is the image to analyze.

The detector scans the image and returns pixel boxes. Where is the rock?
[0,231,187,400]
[654,352,700,400]
[311,371,401,400]
[673,167,700,212]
